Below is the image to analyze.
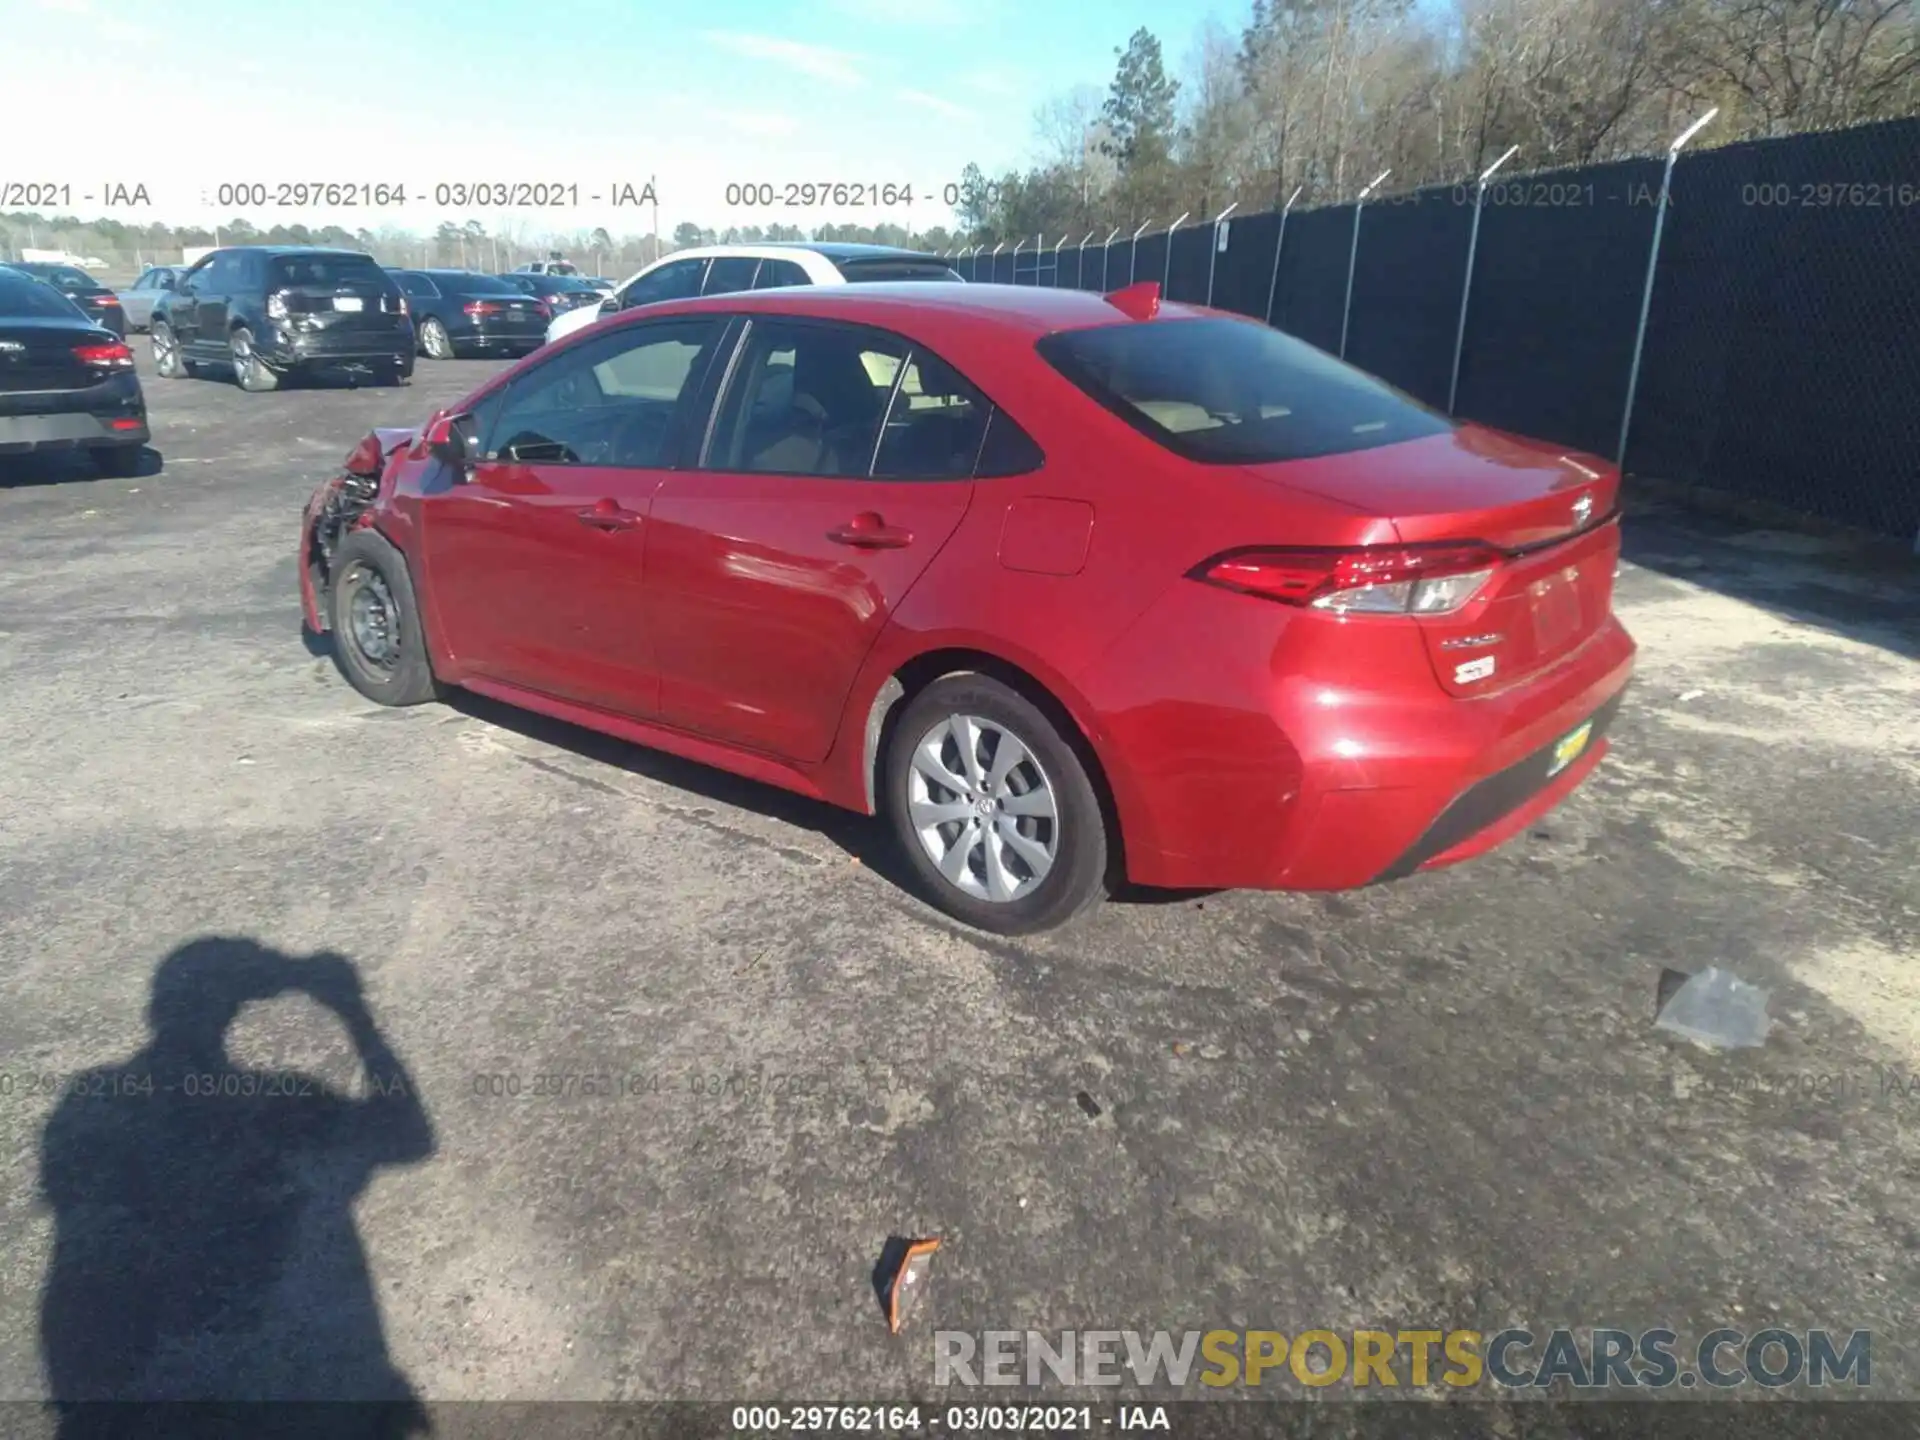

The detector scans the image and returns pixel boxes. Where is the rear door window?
[705,319,906,477]
[751,259,811,290]
[702,257,760,296]
[1036,316,1453,463]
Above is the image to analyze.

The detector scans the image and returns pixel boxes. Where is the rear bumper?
[454,331,543,355]
[0,376,148,454]
[1081,578,1637,892]
[261,325,415,371]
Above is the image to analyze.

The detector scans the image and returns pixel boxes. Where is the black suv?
[150,247,414,392]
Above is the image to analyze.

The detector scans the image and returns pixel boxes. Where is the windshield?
[0,274,89,318]
[1036,316,1454,464]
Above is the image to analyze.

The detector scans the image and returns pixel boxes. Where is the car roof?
[236,246,374,258]
[608,281,1173,339]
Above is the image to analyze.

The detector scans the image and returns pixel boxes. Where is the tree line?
[951,0,1920,244]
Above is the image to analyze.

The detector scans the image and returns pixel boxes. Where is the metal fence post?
[1011,237,1026,285]
[1053,234,1066,288]
[1264,185,1303,326]
[1129,219,1153,284]
[1161,212,1190,295]
[1205,202,1239,307]
[1340,169,1391,359]
[1447,145,1520,416]
[990,241,1005,283]
[1618,108,1717,469]
[1100,227,1121,290]
[1077,231,1095,289]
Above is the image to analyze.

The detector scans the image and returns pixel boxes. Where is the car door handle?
[576,503,642,531]
[828,512,913,549]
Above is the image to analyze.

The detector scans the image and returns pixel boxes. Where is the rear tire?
[231,327,279,392]
[884,674,1109,935]
[326,529,441,707]
[420,318,454,360]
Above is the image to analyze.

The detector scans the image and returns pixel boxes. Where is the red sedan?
[300,280,1633,934]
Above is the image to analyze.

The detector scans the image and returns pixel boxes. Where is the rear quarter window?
[1035,317,1453,464]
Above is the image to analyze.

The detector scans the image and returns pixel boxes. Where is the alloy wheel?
[906,714,1059,902]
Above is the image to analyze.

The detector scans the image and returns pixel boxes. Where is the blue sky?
[13,0,1231,237]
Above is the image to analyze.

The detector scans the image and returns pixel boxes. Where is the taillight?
[266,290,290,320]
[534,301,552,319]
[464,300,502,318]
[95,295,121,306]
[72,341,135,370]
[386,294,409,316]
[1194,542,1504,616]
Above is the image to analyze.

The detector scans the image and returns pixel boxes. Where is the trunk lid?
[1243,424,1622,695]
[0,318,111,393]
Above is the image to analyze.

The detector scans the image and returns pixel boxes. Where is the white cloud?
[896,88,974,121]
[702,32,866,87]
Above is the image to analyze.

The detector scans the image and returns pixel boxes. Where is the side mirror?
[424,411,479,471]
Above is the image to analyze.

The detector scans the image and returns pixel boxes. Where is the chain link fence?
[951,116,1920,543]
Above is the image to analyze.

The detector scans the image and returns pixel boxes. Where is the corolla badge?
[1571,494,1594,527]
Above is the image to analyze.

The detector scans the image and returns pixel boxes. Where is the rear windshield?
[437,273,521,295]
[835,260,964,284]
[0,274,87,318]
[268,254,391,289]
[1036,316,1453,464]
[24,265,96,289]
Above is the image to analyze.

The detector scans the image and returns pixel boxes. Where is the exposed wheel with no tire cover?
[151,323,191,379]
[326,529,441,706]
[884,673,1110,935]
[230,326,279,392]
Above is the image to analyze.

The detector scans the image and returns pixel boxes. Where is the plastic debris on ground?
[1653,965,1772,1049]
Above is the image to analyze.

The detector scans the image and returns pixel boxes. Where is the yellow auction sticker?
[1550,720,1595,775]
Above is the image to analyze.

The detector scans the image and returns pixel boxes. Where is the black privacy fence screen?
[950,116,1920,542]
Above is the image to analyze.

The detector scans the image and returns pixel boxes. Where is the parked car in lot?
[116,266,186,333]
[544,242,964,346]
[0,268,147,476]
[9,261,127,337]
[151,247,413,392]
[512,259,580,277]
[300,280,1633,934]
[388,269,548,360]
[498,271,605,318]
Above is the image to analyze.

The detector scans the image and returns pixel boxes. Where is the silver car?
[116,266,184,333]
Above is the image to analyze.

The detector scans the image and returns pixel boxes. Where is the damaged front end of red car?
[299,426,417,633]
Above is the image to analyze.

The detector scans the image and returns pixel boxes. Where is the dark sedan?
[0,269,148,476]
[387,269,549,360]
[9,262,127,338]
[498,271,605,316]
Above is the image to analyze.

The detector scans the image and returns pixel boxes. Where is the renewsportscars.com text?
[934,1328,1870,1390]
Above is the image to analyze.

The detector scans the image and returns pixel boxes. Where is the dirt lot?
[0,354,1917,1420]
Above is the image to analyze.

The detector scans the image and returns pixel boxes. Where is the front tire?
[231,327,279,392]
[884,674,1109,935]
[151,323,189,379]
[326,529,441,706]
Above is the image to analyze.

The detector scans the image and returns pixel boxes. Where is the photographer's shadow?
[38,937,436,1438]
